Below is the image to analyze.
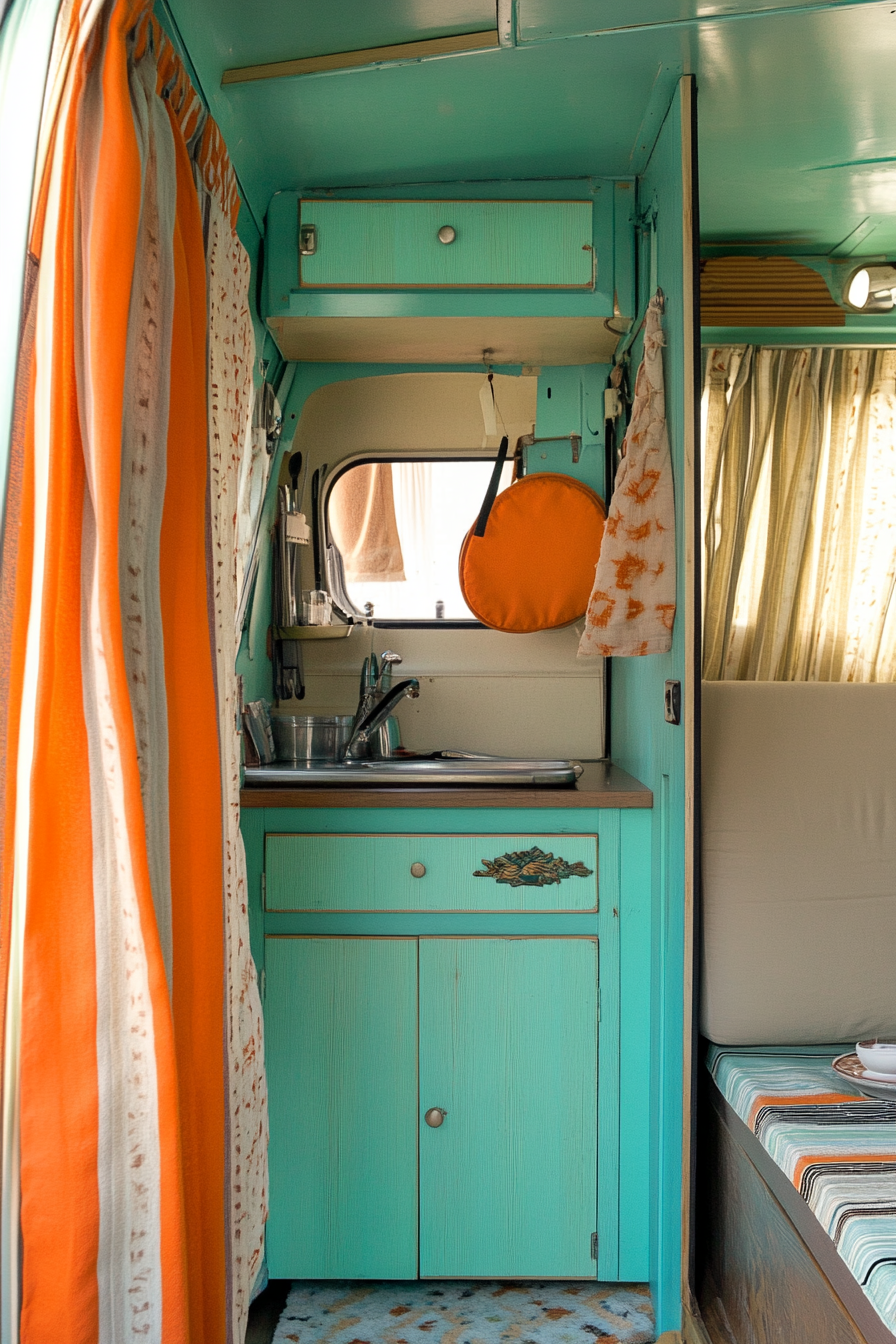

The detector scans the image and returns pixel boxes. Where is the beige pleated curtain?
[702,345,896,681]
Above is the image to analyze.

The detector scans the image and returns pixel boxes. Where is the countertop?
[240,760,652,810]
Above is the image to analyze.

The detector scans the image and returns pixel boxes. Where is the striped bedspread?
[708,1045,896,1336]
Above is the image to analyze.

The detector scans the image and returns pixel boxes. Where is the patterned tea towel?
[579,294,676,657]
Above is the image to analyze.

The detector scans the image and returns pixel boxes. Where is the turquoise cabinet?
[264,936,419,1279]
[265,832,598,913]
[265,932,599,1279]
[298,199,594,289]
[419,937,598,1278]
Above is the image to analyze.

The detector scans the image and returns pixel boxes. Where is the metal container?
[272,714,354,763]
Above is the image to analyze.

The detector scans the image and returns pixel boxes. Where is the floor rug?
[272,1280,655,1344]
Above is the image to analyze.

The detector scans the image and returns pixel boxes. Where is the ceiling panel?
[162,0,896,258]
[518,0,884,42]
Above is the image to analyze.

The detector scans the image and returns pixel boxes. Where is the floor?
[249,1280,656,1344]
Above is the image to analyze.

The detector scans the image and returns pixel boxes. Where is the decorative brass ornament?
[473,846,593,888]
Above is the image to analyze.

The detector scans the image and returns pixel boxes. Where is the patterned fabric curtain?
[0,3,266,1341]
[703,345,896,682]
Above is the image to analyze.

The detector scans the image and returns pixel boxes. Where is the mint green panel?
[264,936,418,1278]
[299,200,594,289]
[265,833,598,912]
[418,937,598,1278]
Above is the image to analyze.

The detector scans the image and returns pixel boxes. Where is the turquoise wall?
[235,356,611,701]
[609,81,691,1336]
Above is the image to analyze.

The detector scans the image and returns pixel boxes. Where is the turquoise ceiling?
[161,0,896,256]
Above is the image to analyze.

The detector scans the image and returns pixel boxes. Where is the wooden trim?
[222,30,499,85]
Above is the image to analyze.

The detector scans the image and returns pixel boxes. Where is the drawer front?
[298,200,594,289]
[265,833,598,912]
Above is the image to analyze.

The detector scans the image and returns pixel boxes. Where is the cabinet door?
[299,200,594,289]
[265,936,418,1278]
[419,937,598,1278]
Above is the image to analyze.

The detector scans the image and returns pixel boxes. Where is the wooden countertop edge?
[240,762,653,810]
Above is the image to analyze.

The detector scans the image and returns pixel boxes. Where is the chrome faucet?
[344,677,420,760]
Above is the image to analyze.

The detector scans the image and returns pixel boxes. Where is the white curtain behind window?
[703,345,896,681]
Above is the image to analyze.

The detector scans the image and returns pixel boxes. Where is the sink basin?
[244,756,584,787]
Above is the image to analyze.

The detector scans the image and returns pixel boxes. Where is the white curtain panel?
[702,345,896,681]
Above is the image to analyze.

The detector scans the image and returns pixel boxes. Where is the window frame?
[320,448,512,630]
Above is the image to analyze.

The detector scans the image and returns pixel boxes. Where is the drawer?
[298,200,594,290]
[265,833,598,913]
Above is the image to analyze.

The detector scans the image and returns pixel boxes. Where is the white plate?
[832,1052,896,1101]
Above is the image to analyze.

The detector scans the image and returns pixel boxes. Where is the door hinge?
[261,871,266,906]
[597,989,601,1024]
[591,1232,598,1260]
[260,968,266,1002]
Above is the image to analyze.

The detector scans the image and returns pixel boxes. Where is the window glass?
[327,458,514,621]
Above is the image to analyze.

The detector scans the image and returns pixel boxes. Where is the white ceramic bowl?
[856,1040,896,1076]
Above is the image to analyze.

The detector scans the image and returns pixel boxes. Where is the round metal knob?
[424,1107,447,1127]
[410,862,426,878]
[437,225,456,244]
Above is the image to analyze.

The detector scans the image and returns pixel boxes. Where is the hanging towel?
[328,461,406,581]
[578,294,676,657]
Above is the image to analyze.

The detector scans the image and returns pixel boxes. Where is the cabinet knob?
[410,862,426,878]
[437,225,456,245]
[424,1107,447,1127]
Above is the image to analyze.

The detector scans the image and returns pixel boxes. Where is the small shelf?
[274,624,354,641]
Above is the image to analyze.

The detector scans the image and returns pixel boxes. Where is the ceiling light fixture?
[843,264,896,313]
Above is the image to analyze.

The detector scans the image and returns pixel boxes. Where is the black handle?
[473,436,509,538]
[311,468,321,588]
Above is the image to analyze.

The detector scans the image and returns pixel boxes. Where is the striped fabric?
[708,1045,896,1336]
[0,3,265,1342]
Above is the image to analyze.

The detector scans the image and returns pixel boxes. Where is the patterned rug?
[272,1280,655,1344]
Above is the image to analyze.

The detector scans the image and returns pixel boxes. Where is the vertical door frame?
[679,71,703,1322]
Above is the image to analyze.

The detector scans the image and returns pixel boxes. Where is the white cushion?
[701,682,896,1045]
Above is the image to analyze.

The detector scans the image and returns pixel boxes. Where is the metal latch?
[299,223,317,255]
[664,680,681,725]
[518,432,583,465]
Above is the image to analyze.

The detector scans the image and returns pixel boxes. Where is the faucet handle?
[378,650,402,692]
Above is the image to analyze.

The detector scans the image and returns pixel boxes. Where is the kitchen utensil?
[311,468,322,589]
[288,451,302,508]
[271,714,354,763]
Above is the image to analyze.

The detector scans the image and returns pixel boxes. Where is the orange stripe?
[89,4,190,1336]
[161,98,227,1344]
[793,1152,896,1188]
[0,264,38,1092]
[19,96,100,1344]
[747,1091,858,1128]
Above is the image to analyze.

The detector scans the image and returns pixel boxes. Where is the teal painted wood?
[595,808,621,1279]
[299,200,594,290]
[256,803,611,835]
[264,911,599,937]
[240,807,266,973]
[610,79,693,1333]
[418,937,598,1278]
[618,809,652,1281]
[264,935,418,1278]
[265,833,598,912]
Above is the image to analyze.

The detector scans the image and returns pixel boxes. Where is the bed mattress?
[707,1045,896,1338]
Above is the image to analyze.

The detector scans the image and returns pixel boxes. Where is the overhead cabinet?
[264,935,599,1280]
[297,199,595,289]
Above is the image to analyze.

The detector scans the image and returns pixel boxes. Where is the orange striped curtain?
[0,3,266,1341]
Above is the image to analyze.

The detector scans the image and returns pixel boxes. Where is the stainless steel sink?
[244,755,584,787]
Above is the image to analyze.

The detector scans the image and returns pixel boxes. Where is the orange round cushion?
[459,473,606,633]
